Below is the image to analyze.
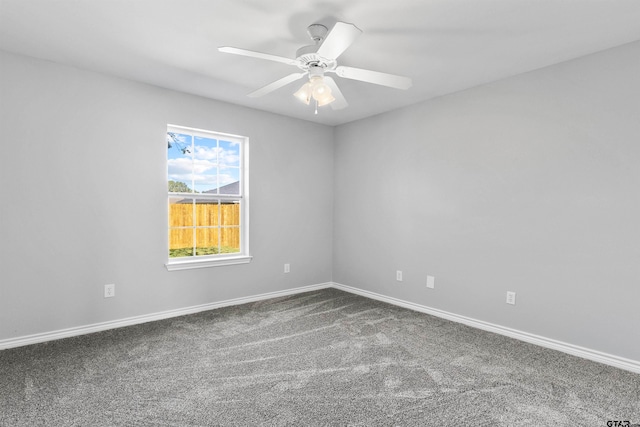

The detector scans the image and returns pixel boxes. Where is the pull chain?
[314,99,318,115]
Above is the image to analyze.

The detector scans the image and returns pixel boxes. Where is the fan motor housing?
[295,45,337,71]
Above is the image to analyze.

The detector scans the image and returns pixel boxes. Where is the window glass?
[166,125,249,267]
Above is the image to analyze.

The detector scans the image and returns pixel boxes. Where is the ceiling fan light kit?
[293,66,335,113]
[218,21,412,113]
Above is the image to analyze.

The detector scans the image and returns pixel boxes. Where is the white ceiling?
[1,0,639,126]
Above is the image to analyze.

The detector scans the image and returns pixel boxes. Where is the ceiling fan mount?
[306,23,329,43]
[218,21,412,111]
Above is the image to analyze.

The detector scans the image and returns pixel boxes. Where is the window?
[165,125,250,270]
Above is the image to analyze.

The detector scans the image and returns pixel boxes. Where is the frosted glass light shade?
[293,82,312,105]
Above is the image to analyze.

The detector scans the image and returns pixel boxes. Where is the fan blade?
[218,46,299,67]
[334,66,412,90]
[322,76,348,110]
[247,73,307,98]
[316,22,362,60]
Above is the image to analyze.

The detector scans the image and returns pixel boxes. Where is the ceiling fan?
[218,21,412,112]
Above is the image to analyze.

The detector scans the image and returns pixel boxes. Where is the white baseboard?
[330,282,640,374]
[2,281,638,375]
[0,282,332,351]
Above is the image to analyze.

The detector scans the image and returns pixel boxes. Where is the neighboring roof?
[204,181,239,195]
[175,181,240,204]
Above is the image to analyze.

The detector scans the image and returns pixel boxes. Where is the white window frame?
[165,124,251,271]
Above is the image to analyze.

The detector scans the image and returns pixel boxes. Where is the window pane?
[195,228,219,255]
[169,228,194,258]
[218,140,241,195]
[218,167,240,195]
[221,227,240,253]
[196,200,220,226]
[220,202,240,226]
[219,140,240,167]
[169,197,193,227]
[167,132,194,193]
[193,136,218,193]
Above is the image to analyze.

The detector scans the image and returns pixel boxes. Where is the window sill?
[165,255,252,271]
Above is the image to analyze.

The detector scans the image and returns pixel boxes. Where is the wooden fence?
[169,203,240,250]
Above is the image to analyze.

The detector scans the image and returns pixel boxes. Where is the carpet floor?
[1,288,639,426]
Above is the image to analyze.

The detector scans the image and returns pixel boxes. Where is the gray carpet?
[1,288,639,426]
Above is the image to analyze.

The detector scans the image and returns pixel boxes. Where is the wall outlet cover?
[104,284,115,298]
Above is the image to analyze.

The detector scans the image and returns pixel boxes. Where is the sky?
[167,132,241,193]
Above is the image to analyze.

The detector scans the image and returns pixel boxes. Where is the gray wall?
[0,51,334,340]
[2,40,639,363]
[333,41,640,361]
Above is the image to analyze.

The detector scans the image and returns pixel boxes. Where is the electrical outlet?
[104,284,115,298]
[426,275,435,289]
[284,263,290,273]
[506,291,516,305]
[396,270,403,281]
